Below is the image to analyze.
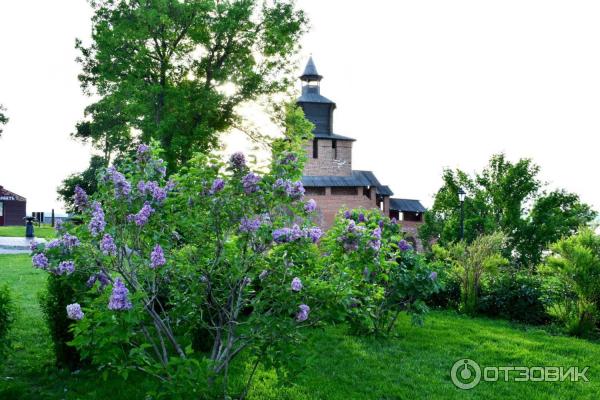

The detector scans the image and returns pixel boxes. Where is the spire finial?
[300,56,322,82]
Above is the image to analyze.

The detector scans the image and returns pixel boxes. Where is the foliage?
[0,284,16,359]
[420,153,596,267]
[57,155,106,213]
[74,0,308,172]
[478,270,550,325]
[544,228,600,337]
[0,103,7,137]
[320,208,440,336]
[31,105,328,398]
[38,272,89,369]
[434,233,508,315]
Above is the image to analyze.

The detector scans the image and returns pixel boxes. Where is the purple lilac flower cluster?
[129,202,154,226]
[136,143,151,163]
[242,172,260,194]
[87,272,111,290]
[291,277,303,292]
[108,278,132,311]
[304,199,317,213]
[32,253,49,269]
[105,166,132,199]
[210,178,225,194]
[272,225,322,244]
[45,239,61,249]
[88,202,106,236]
[73,185,88,211]
[150,244,166,269]
[229,152,246,170]
[338,220,365,252]
[56,261,75,275]
[239,217,261,233]
[296,304,310,322]
[429,271,438,281]
[273,179,305,199]
[368,227,382,251]
[66,303,84,320]
[100,234,117,256]
[278,152,298,165]
[138,180,167,203]
[62,233,81,249]
[398,239,413,252]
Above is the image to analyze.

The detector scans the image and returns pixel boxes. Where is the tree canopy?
[420,153,597,267]
[73,0,308,170]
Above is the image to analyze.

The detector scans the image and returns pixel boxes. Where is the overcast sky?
[1,1,600,214]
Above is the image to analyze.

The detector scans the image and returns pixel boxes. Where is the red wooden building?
[0,185,26,226]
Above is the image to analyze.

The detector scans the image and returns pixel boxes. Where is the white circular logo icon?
[451,359,481,389]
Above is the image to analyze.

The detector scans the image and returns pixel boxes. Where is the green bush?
[39,273,88,369]
[478,272,550,325]
[0,284,16,357]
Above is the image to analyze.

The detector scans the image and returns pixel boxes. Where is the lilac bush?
[321,208,441,335]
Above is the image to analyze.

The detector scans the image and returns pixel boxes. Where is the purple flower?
[429,271,438,281]
[132,202,154,226]
[150,244,166,269]
[278,152,298,165]
[155,160,167,177]
[303,226,323,243]
[87,272,110,290]
[272,225,304,244]
[398,240,413,252]
[210,178,225,194]
[372,227,382,240]
[108,278,132,311]
[229,152,246,170]
[62,233,80,249]
[55,219,65,232]
[88,201,106,236]
[57,261,75,275]
[66,303,84,320]
[106,166,131,199]
[242,276,252,287]
[391,217,398,224]
[240,217,261,233]
[358,213,365,223]
[287,181,305,200]
[291,277,303,292]
[378,220,384,229]
[296,304,310,322]
[100,234,117,256]
[29,240,39,252]
[73,185,88,211]
[165,180,176,191]
[45,239,61,249]
[137,143,151,162]
[259,270,269,280]
[368,228,381,251]
[305,199,317,213]
[242,172,261,194]
[32,253,49,269]
[344,210,352,219]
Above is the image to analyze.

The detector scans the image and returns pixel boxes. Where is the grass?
[0,225,57,239]
[1,253,599,399]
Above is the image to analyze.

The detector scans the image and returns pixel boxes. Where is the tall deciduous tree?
[420,153,597,267]
[74,0,308,170]
[0,104,8,137]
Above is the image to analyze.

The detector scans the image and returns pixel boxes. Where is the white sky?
[1,1,600,214]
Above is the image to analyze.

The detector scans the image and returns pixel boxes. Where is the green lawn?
[1,253,599,399]
[0,225,57,239]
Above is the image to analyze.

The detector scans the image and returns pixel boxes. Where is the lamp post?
[458,188,466,241]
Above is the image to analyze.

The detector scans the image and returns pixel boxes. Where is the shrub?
[31,105,329,398]
[544,228,600,337]
[38,273,89,369]
[478,271,550,325]
[0,284,16,358]
[321,208,440,336]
